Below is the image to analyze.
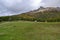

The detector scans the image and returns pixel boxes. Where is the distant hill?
[0,7,60,22]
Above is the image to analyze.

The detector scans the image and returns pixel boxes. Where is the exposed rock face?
[27,7,60,13]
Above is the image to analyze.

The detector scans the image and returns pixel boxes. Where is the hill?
[0,7,60,22]
[16,7,60,22]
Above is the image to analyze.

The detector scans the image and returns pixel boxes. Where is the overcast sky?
[0,0,60,16]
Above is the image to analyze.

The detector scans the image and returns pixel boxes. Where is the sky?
[0,0,60,16]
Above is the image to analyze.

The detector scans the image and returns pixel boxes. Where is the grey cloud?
[0,0,34,16]
[41,0,60,7]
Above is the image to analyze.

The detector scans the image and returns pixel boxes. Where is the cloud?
[41,0,60,7]
[30,0,42,9]
[1,0,22,7]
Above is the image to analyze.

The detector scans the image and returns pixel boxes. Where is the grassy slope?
[0,21,60,40]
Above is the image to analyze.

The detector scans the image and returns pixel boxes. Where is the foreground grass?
[0,21,60,40]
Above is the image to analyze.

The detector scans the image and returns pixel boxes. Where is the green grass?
[0,21,60,40]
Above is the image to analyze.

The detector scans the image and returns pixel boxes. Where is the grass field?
[0,21,60,40]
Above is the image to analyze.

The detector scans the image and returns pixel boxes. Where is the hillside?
[16,7,60,22]
[0,7,60,22]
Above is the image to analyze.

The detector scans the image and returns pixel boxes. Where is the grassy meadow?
[0,21,60,40]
